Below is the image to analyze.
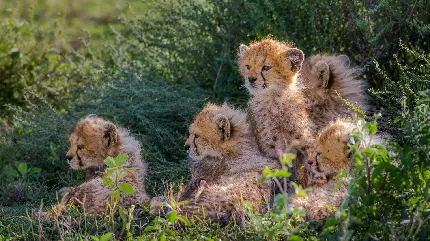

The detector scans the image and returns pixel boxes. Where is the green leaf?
[167,210,177,224]
[262,167,272,176]
[367,121,377,135]
[354,152,363,165]
[104,157,116,168]
[281,153,296,166]
[7,169,20,177]
[164,229,176,237]
[15,162,28,177]
[112,190,120,201]
[272,169,291,178]
[98,233,113,241]
[118,183,135,195]
[106,168,114,176]
[159,234,166,241]
[336,169,348,179]
[28,167,42,175]
[103,178,114,188]
[333,180,344,192]
[143,226,155,232]
[323,217,337,228]
[119,207,127,220]
[115,153,128,166]
[289,235,303,241]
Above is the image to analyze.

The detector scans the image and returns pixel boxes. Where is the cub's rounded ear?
[338,54,350,68]
[214,114,231,141]
[103,122,118,147]
[286,48,304,72]
[238,44,249,58]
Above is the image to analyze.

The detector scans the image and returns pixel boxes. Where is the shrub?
[370,44,430,139]
[0,72,208,196]
[321,90,430,239]
[121,0,429,106]
[0,12,91,119]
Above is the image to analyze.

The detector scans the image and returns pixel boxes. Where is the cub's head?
[66,115,121,170]
[238,38,304,95]
[185,103,248,162]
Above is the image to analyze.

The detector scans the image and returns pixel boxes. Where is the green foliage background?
[0,0,429,240]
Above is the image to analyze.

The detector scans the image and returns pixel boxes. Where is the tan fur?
[308,119,355,184]
[291,119,385,220]
[289,178,348,220]
[59,115,148,214]
[316,119,354,176]
[150,103,276,224]
[238,38,316,186]
[289,119,353,220]
[300,54,369,131]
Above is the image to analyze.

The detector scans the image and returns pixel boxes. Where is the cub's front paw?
[58,186,75,197]
[306,154,329,185]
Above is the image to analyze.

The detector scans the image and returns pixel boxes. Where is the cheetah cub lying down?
[150,103,276,224]
[54,115,148,215]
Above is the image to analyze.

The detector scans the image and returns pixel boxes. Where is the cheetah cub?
[150,103,276,224]
[300,54,369,131]
[56,115,149,215]
[238,38,316,186]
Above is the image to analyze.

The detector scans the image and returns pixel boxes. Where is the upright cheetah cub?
[300,54,369,131]
[150,103,276,224]
[57,115,148,215]
[238,38,316,186]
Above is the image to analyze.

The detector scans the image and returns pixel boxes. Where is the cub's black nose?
[66,155,73,162]
[248,77,257,83]
[184,143,190,150]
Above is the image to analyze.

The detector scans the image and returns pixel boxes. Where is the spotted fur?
[58,115,148,214]
[238,38,316,186]
[150,103,276,224]
[299,54,369,132]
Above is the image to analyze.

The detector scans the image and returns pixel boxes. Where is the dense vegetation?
[0,0,429,240]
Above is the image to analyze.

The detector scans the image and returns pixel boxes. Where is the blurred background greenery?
[0,0,429,239]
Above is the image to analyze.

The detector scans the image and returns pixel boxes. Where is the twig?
[213,61,224,92]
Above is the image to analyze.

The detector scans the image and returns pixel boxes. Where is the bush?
[320,91,430,239]
[1,0,430,239]
[0,12,93,119]
[121,0,429,105]
[370,44,430,139]
[0,72,208,197]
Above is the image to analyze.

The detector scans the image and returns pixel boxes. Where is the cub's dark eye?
[194,133,199,140]
[245,65,250,70]
[262,65,272,71]
[77,145,84,150]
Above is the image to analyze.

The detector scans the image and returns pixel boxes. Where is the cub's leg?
[58,186,76,197]
[62,177,111,214]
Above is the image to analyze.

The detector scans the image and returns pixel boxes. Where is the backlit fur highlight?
[151,103,276,224]
[239,38,316,186]
[59,116,148,214]
[300,54,369,131]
